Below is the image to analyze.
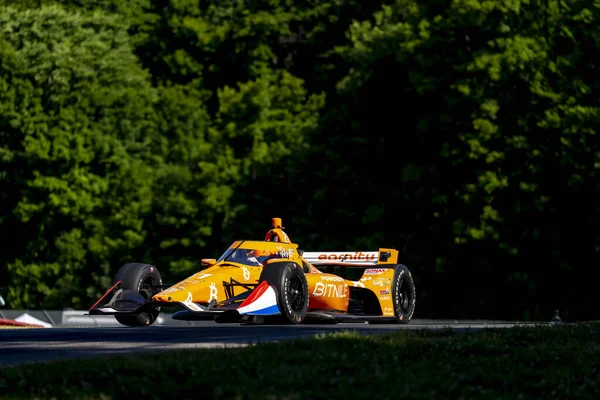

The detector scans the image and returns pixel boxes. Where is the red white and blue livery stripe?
[237,281,280,315]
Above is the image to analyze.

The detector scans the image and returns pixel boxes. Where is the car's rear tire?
[391,264,416,324]
[113,263,162,327]
[258,262,308,324]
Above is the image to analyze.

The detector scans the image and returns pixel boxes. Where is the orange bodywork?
[305,273,349,312]
[89,217,413,326]
[357,268,396,317]
[151,218,399,317]
[152,240,299,306]
[153,264,263,305]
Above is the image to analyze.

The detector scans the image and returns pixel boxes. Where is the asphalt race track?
[0,319,547,367]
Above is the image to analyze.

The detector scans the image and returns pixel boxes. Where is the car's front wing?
[88,280,283,320]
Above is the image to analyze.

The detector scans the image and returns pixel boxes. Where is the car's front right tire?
[112,263,162,327]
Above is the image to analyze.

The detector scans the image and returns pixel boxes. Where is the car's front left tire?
[258,261,309,324]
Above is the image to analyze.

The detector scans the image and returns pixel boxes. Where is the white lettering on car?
[373,278,390,286]
[209,282,218,301]
[317,252,377,261]
[241,266,250,281]
[278,249,293,258]
[320,275,344,282]
[312,282,347,298]
[364,268,387,274]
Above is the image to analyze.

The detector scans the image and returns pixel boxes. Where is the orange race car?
[88,218,416,326]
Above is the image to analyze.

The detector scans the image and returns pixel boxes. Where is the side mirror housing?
[201,258,217,267]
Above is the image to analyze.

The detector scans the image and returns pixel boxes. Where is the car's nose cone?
[153,288,188,303]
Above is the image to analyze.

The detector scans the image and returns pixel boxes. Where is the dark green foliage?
[0,0,597,320]
[0,5,160,308]
[325,0,600,321]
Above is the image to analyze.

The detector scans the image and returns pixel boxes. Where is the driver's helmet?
[249,249,269,257]
[246,249,273,265]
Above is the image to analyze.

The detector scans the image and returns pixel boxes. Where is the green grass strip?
[1,322,599,399]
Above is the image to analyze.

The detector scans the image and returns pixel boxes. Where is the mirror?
[201,258,217,267]
[379,251,391,262]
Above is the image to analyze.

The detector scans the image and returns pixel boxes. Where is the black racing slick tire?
[391,264,416,324]
[113,263,162,327]
[258,262,309,324]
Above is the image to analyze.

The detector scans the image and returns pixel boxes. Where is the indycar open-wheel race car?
[89,218,416,326]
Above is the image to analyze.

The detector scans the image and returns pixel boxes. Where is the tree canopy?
[0,0,597,321]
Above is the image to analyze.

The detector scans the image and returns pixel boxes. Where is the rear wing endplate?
[302,248,398,266]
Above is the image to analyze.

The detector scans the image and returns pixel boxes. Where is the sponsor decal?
[364,268,387,274]
[160,286,184,294]
[320,275,344,282]
[271,232,291,243]
[276,230,290,243]
[179,273,211,286]
[209,282,218,301]
[241,266,250,281]
[278,249,294,258]
[393,271,414,312]
[384,307,394,313]
[283,276,293,315]
[312,282,347,298]
[380,289,390,295]
[317,252,376,261]
[373,278,390,286]
[380,296,391,301]
[183,292,203,311]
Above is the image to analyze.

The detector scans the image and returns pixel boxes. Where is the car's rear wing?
[301,248,398,267]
